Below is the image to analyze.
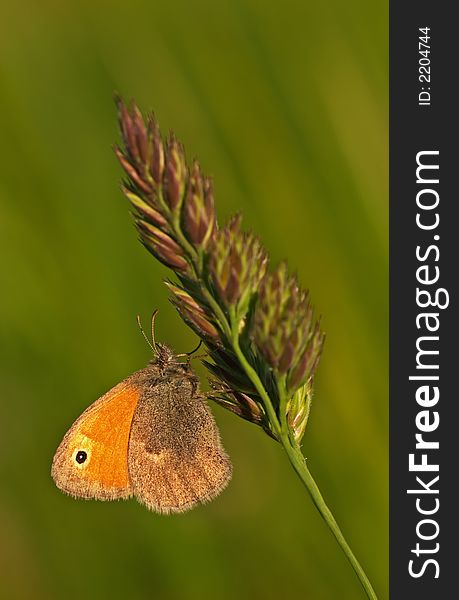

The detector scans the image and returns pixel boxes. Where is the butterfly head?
[148,342,178,367]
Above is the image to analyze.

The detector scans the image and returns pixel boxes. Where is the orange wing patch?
[51,380,141,501]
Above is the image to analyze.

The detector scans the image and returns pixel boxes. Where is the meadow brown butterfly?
[51,313,232,513]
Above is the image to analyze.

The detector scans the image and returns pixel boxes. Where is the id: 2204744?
[418,27,431,106]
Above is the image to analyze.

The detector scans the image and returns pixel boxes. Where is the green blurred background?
[0,1,387,598]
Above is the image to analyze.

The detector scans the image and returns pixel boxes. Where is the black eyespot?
[75,450,87,464]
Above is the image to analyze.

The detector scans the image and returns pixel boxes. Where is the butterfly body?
[51,344,232,514]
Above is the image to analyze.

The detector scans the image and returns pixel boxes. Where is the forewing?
[51,380,140,500]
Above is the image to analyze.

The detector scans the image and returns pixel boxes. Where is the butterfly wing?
[128,378,232,514]
[51,379,141,500]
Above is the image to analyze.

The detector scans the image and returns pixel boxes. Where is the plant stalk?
[229,311,281,433]
[280,436,378,600]
[118,100,376,598]
[229,312,377,599]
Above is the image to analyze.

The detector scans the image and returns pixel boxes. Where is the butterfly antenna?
[136,315,156,354]
[150,309,159,354]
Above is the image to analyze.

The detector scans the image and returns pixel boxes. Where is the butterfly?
[51,314,232,514]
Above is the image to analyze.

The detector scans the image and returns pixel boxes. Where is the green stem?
[229,311,281,434]
[201,287,232,340]
[228,312,377,599]
[280,436,378,600]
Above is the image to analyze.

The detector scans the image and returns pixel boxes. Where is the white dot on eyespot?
[434,235,440,241]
